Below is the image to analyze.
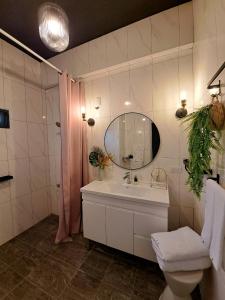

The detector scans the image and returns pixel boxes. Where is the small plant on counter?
[89,146,112,169]
[184,100,224,198]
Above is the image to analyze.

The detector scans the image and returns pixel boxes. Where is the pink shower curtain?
[55,72,89,243]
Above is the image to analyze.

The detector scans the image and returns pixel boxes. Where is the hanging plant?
[183,99,224,198]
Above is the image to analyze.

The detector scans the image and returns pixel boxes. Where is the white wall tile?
[127,17,151,60]
[70,43,90,76]
[2,41,25,82]
[151,7,179,53]
[26,86,44,123]
[179,2,194,45]
[4,78,26,121]
[12,194,33,235]
[32,188,49,223]
[89,36,107,72]
[25,55,41,87]
[0,202,14,245]
[9,158,31,199]
[28,123,46,157]
[29,156,48,192]
[7,121,29,159]
[106,27,128,67]
[154,110,180,159]
[153,57,179,111]
[0,130,8,161]
[130,63,153,112]
[0,161,11,204]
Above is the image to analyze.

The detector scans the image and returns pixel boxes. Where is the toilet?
[151,179,225,300]
[160,270,203,300]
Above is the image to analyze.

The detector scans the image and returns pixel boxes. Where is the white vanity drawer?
[134,235,157,262]
[134,212,167,238]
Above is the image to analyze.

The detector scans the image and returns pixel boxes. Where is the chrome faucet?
[123,171,132,184]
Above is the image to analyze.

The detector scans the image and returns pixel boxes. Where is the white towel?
[156,254,211,272]
[201,180,217,249]
[209,182,225,270]
[151,226,209,262]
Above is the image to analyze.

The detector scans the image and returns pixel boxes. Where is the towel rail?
[207,61,225,91]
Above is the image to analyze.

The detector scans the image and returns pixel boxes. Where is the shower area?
[0,38,62,246]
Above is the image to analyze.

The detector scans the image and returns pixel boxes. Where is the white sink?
[81,180,169,207]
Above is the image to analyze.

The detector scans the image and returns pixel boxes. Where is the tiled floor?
[0,215,201,299]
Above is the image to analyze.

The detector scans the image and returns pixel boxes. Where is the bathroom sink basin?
[81,180,169,206]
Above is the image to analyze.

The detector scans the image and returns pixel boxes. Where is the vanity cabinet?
[82,181,169,262]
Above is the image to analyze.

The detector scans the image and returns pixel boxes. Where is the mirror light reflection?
[104,112,160,170]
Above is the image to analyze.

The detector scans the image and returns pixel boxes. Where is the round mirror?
[104,112,160,170]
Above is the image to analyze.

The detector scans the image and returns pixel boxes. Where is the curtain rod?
[0,28,76,83]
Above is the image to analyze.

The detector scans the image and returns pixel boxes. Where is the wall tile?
[30,157,48,191]
[130,63,153,112]
[0,202,14,245]
[26,86,44,123]
[127,17,151,60]
[153,57,179,111]
[32,188,49,223]
[106,27,128,67]
[180,206,194,228]
[89,36,107,71]
[179,2,194,45]
[4,77,26,121]
[28,123,46,157]
[70,43,90,76]
[0,130,8,161]
[7,121,29,159]
[154,110,180,159]
[0,161,11,204]
[11,194,33,235]
[2,41,25,82]
[9,158,31,199]
[25,55,41,87]
[109,69,130,117]
[151,6,179,53]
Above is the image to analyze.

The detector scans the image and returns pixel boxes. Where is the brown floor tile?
[27,255,77,298]
[0,268,23,298]
[80,249,113,279]
[59,287,86,300]
[10,248,43,277]
[102,261,136,295]
[133,268,165,297]
[69,270,101,299]
[0,239,31,265]
[5,280,52,300]
[51,240,88,268]
[0,259,9,274]
[16,228,46,247]
[95,283,131,300]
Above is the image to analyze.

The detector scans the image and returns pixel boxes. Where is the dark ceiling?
[0,0,189,59]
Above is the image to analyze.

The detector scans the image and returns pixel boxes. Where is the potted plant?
[89,146,112,181]
[184,97,224,198]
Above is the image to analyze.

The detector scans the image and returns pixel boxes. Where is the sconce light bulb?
[124,101,131,106]
[180,90,187,101]
[81,106,86,114]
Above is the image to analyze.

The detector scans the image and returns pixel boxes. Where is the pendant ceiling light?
[38,2,69,52]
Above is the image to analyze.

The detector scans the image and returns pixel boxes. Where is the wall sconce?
[175,91,188,119]
[81,106,95,126]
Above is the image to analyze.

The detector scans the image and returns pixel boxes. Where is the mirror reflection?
[104,112,160,170]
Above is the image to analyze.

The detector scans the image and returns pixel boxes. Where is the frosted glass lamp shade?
[38,2,69,52]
